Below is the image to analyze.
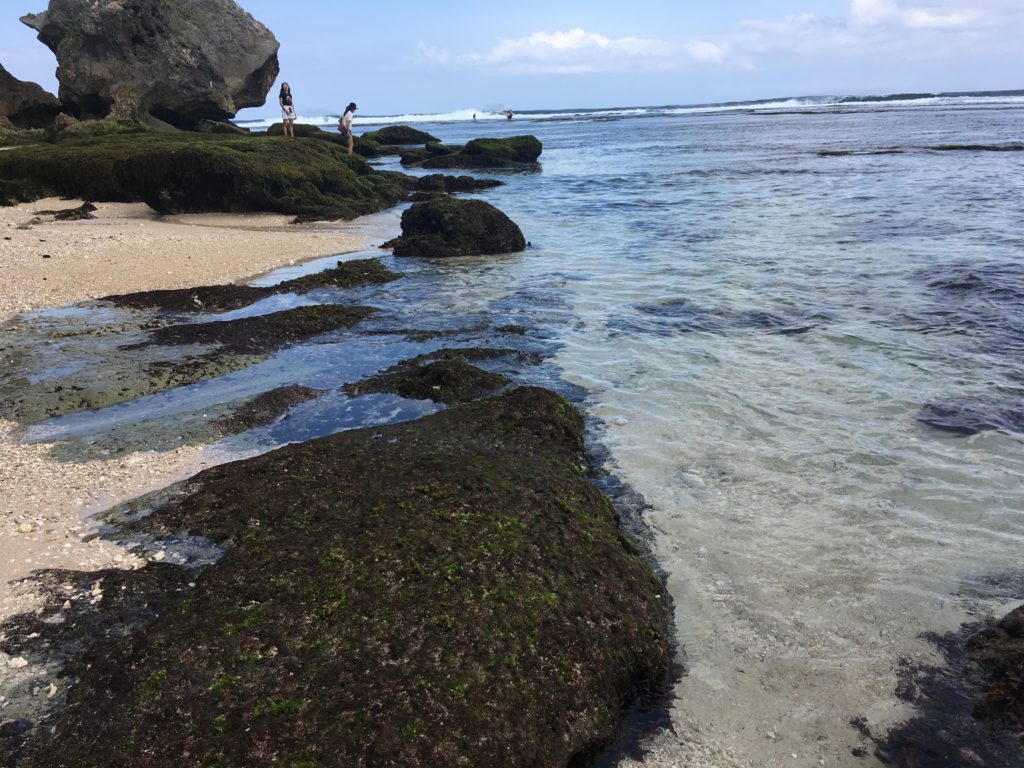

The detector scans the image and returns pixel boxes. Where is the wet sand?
[0,199,372,622]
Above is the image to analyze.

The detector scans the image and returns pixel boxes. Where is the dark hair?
[346,102,357,113]
[279,83,291,98]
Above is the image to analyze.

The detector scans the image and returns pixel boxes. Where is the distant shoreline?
[233,88,1024,128]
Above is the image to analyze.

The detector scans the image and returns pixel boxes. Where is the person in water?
[339,102,357,156]
[279,83,296,137]
[504,109,514,120]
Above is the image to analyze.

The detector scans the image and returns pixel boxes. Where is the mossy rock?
[405,136,543,170]
[11,387,669,768]
[213,385,322,433]
[44,115,157,143]
[409,190,446,203]
[412,174,502,193]
[399,143,459,165]
[343,358,509,404]
[104,259,402,312]
[967,605,1024,725]
[197,119,250,135]
[384,197,526,258]
[0,132,407,221]
[361,125,440,145]
[0,126,45,148]
[145,304,375,353]
[267,122,343,143]
[266,122,387,158]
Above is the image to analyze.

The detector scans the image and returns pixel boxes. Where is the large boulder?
[384,197,527,258]
[0,63,61,129]
[20,0,279,129]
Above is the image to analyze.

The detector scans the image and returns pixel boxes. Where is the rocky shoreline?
[2,84,675,764]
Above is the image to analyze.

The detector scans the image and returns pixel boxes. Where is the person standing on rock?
[279,83,296,137]
[339,102,357,156]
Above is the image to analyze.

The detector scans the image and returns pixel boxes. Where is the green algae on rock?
[361,125,440,145]
[867,603,1024,767]
[411,174,502,193]
[343,358,509,404]
[402,135,543,170]
[384,197,527,258]
[144,305,375,353]
[212,384,321,434]
[0,132,407,221]
[967,604,1024,726]
[103,258,402,313]
[41,385,324,461]
[0,345,263,425]
[9,387,670,768]
[0,305,373,424]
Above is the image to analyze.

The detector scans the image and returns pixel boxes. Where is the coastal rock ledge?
[20,0,280,129]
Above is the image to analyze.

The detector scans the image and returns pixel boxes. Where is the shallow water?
[5,103,1024,764]
[385,105,1024,763]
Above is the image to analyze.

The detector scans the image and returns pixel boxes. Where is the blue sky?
[2,0,1021,118]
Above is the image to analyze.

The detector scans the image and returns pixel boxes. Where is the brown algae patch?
[143,305,375,354]
[1,305,374,424]
[343,357,510,404]
[102,258,401,313]
[5,387,670,768]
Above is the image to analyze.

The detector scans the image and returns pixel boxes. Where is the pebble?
[679,472,706,489]
[6,657,28,669]
[18,523,33,534]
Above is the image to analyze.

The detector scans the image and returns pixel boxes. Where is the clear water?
[10,102,1024,764]
[375,105,1024,763]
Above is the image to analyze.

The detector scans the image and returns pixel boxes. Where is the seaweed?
[9,387,671,768]
[0,133,408,221]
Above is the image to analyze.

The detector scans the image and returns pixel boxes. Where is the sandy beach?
[0,198,373,323]
[0,199,372,621]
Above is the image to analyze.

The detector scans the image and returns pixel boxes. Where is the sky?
[1,0,1022,119]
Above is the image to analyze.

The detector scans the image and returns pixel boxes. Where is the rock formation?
[20,0,279,129]
[384,197,528,258]
[0,63,60,129]
[401,135,543,169]
[6,387,669,768]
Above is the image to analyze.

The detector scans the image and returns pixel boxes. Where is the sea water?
[362,103,1024,764]
[18,99,1024,765]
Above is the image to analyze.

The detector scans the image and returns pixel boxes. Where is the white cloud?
[719,0,1024,61]
[417,3,1024,79]
[852,0,983,29]
[850,0,899,26]
[420,27,677,75]
[686,40,728,64]
[901,9,977,28]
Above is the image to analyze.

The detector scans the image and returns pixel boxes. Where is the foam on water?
[234,90,1024,130]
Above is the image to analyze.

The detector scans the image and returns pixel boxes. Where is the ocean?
[23,93,1024,764]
